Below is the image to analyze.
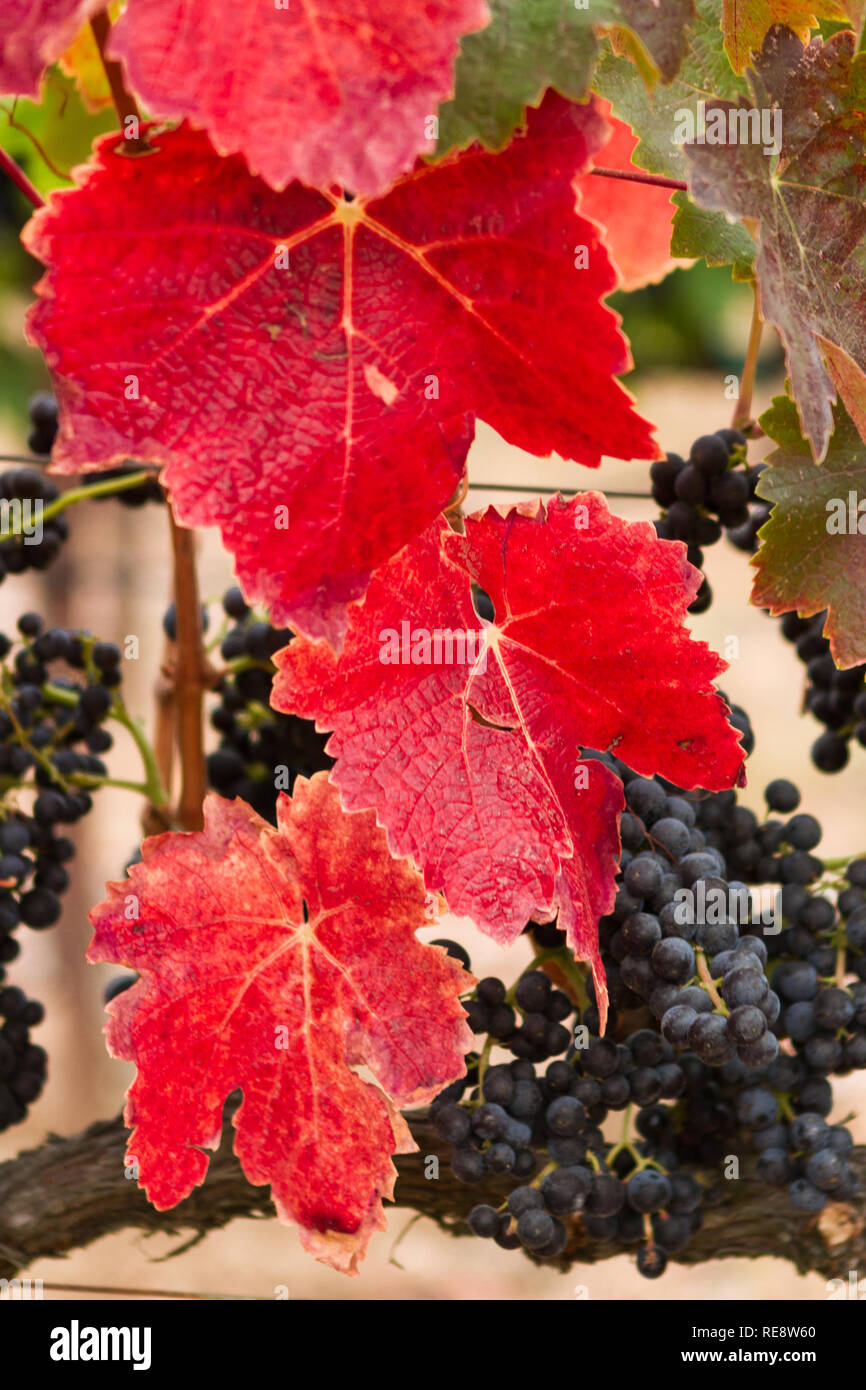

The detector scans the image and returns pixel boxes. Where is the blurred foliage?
[612,262,783,380]
[2,69,117,194]
[0,66,117,446]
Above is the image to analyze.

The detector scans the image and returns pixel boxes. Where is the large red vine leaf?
[685,26,866,461]
[272,495,746,1025]
[107,0,490,196]
[87,774,473,1275]
[577,99,677,293]
[751,393,866,668]
[0,0,104,98]
[24,94,659,647]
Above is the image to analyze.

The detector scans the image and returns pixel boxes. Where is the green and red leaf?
[752,393,866,668]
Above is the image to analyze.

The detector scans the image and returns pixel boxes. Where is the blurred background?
[1,92,864,1302]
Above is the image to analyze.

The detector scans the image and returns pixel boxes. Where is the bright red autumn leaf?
[108,0,491,195]
[272,495,746,1025]
[87,774,473,1274]
[24,95,659,647]
[0,0,103,97]
[577,98,677,292]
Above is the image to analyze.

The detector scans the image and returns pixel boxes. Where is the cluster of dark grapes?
[0,463,69,584]
[432,949,702,1277]
[650,426,866,778]
[432,700,866,1277]
[26,393,60,458]
[650,429,768,613]
[0,983,47,1132]
[776,611,866,774]
[0,618,122,1128]
[205,587,332,824]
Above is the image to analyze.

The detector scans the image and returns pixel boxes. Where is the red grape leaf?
[820,337,866,448]
[751,393,866,668]
[107,0,490,195]
[272,495,746,1026]
[87,774,473,1274]
[0,0,103,98]
[578,99,677,292]
[24,95,659,647]
[685,26,866,461]
[721,0,852,71]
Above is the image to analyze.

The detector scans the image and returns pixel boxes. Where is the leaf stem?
[0,145,44,208]
[589,165,688,193]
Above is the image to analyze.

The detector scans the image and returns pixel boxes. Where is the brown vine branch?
[0,144,44,209]
[589,166,688,193]
[90,11,146,150]
[0,1109,863,1284]
[168,512,208,831]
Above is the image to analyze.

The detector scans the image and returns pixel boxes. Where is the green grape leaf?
[436,0,695,155]
[0,68,116,195]
[686,25,866,460]
[670,192,756,278]
[591,3,755,273]
[593,0,746,179]
[752,393,866,668]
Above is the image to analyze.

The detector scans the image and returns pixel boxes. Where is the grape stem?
[836,942,848,989]
[108,701,172,815]
[0,471,155,545]
[475,1036,494,1097]
[697,950,729,1015]
[40,680,171,816]
[823,855,860,873]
